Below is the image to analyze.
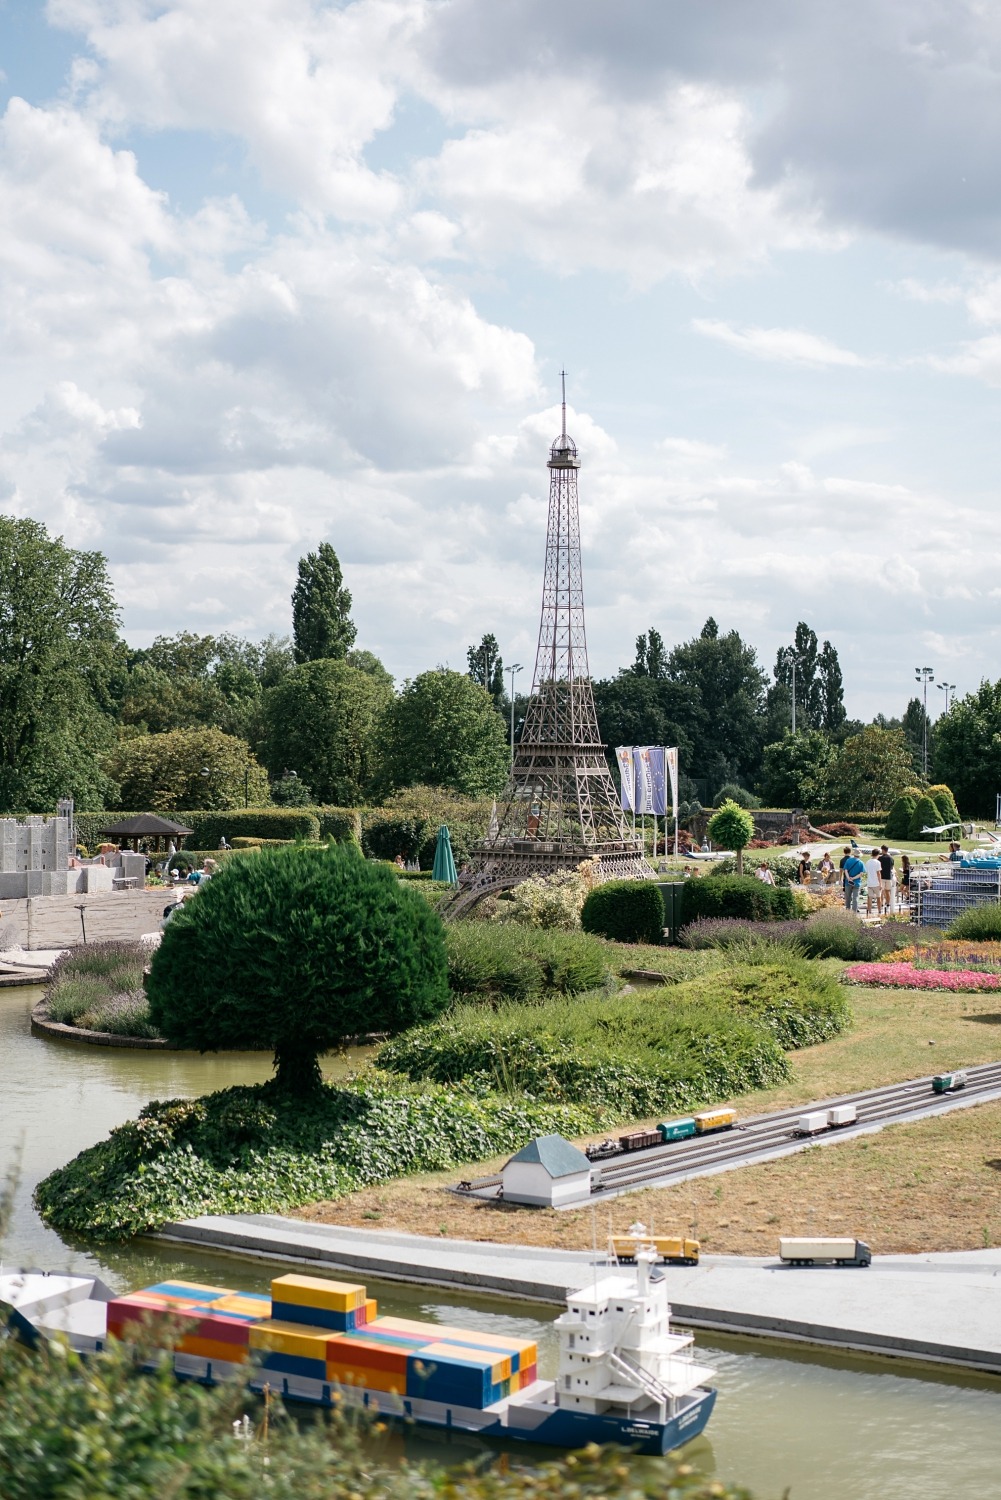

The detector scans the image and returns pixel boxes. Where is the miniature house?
[501,1134,592,1208]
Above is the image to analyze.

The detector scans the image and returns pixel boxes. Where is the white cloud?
[692,318,871,368]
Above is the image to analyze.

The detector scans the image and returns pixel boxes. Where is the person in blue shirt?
[842,850,865,912]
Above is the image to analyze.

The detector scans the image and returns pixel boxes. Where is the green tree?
[0,515,122,812]
[105,727,270,810]
[775,622,822,728]
[908,794,943,840]
[121,631,294,740]
[379,669,509,796]
[466,632,505,707]
[707,798,755,875]
[759,730,835,806]
[901,695,934,774]
[346,648,394,688]
[933,680,1001,817]
[821,726,913,812]
[291,543,357,664]
[148,844,450,1093]
[591,672,693,768]
[818,640,846,733]
[666,618,768,790]
[259,659,391,805]
[632,625,669,678]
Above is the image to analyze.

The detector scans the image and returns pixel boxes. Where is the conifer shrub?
[927,783,961,826]
[909,795,943,840]
[581,879,665,944]
[884,794,917,839]
[146,844,450,1093]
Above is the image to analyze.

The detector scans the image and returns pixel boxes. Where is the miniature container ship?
[0,1256,716,1456]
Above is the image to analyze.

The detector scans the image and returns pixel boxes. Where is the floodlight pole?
[915,667,934,778]
[789,654,802,735]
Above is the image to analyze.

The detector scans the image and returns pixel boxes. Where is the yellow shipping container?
[213,1293,271,1318]
[249,1320,334,1359]
[372,1316,534,1367]
[364,1298,378,1323]
[271,1274,365,1313]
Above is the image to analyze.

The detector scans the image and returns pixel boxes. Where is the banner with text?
[615,746,636,812]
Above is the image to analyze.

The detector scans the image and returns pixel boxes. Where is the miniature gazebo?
[96,814,193,853]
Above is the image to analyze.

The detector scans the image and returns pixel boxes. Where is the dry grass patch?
[297,982,1001,1252]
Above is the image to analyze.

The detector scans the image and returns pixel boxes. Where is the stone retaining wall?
[0,889,177,949]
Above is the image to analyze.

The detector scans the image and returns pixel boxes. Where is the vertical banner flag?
[666,747,679,824]
[648,747,668,816]
[634,747,655,815]
[615,746,635,812]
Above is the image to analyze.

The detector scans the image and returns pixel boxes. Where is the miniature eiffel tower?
[450,377,647,913]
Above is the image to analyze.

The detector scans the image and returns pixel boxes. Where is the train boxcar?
[618,1129,662,1153]
[779,1237,872,1268]
[792,1111,828,1137]
[611,1230,700,1267]
[932,1071,968,1094]
[657,1117,697,1144]
[827,1104,857,1128]
[693,1107,737,1135]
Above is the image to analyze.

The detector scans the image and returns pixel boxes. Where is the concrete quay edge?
[156,1214,1001,1377]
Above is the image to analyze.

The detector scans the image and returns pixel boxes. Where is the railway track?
[453,1060,1001,1204]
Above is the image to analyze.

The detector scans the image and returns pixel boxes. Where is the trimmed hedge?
[315,806,362,843]
[580,880,665,944]
[183,809,320,846]
[445,923,610,1001]
[808,810,888,825]
[681,875,795,925]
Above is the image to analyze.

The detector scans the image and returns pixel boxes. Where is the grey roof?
[505,1134,591,1178]
[97,815,194,837]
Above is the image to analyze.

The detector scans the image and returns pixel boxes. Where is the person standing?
[864,849,882,915]
[878,844,895,914]
[842,848,864,912]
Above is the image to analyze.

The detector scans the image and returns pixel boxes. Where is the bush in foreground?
[147,844,449,1093]
[580,879,665,944]
[681,874,795,925]
[0,1332,755,1500]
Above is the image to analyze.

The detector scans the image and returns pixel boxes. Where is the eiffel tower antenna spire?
[449,374,648,914]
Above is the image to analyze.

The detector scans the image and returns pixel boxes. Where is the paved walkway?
[158,1214,1001,1375]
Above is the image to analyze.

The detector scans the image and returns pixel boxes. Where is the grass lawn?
[297,979,1001,1254]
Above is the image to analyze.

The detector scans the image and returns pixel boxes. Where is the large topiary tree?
[147,844,449,1093]
[908,794,942,840]
[884,793,917,839]
[707,798,755,875]
[581,880,665,944]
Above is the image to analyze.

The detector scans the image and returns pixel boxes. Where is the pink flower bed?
[843,961,1001,992]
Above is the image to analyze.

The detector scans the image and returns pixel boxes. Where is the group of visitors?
[755,843,913,917]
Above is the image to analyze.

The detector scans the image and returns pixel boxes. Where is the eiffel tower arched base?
[441,841,651,920]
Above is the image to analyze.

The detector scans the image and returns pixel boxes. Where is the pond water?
[1,984,999,1500]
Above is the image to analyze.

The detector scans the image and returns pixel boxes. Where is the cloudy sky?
[2,0,1000,719]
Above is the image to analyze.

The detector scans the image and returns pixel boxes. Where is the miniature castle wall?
[0,815,71,899]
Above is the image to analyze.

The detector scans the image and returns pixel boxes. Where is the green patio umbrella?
[432,824,458,884]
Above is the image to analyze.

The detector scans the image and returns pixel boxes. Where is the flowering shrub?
[498,859,599,930]
[843,961,1001,991]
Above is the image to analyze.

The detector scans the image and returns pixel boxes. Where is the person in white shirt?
[865,850,882,915]
[756,861,775,885]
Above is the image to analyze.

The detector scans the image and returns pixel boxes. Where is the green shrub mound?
[704,853,801,885]
[945,903,1001,940]
[670,956,850,1050]
[580,880,665,944]
[445,923,610,1001]
[908,795,943,840]
[377,991,789,1117]
[34,1078,599,1242]
[884,794,917,839]
[681,874,795,924]
[927,783,961,826]
[147,844,450,1092]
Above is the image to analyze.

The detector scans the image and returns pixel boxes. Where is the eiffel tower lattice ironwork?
[450,376,648,914]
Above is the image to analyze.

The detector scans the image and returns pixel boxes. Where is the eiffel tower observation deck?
[451,378,648,914]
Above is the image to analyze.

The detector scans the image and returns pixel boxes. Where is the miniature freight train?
[932,1071,968,1094]
[791,1104,858,1137]
[585,1108,737,1162]
[0,1265,719,1457]
[779,1237,872,1268]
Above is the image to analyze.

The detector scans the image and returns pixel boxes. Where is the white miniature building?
[501,1134,592,1207]
[0,810,71,898]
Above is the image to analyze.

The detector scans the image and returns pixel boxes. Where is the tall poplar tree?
[291,543,357,664]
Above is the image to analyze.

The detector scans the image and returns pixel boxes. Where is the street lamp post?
[915,667,934,778]
[937,681,956,716]
[507,663,523,764]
